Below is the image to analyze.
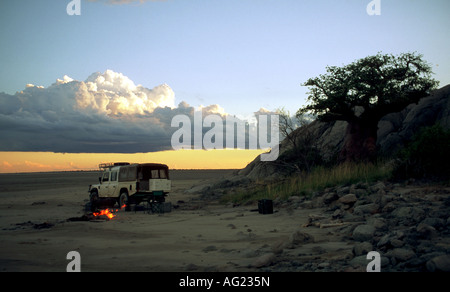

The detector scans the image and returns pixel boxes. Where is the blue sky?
[1,0,449,118]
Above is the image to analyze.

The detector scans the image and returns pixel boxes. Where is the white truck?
[88,162,171,211]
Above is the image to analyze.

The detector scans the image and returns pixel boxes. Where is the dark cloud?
[0,70,278,154]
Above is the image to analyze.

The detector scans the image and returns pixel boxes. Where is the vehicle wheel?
[119,192,129,210]
[90,191,99,212]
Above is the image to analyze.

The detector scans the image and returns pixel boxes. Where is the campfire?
[92,209,116,220]
[91,204,126,220]
[67,205,126,222]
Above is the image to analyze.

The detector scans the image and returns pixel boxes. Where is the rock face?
[239,85,450,181]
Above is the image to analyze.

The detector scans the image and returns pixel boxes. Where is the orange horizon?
[0,149,264,174]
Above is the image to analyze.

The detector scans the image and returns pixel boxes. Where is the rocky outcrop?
[264,181,450,272]
[239,85,450,181]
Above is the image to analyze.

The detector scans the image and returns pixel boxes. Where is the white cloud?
[76,70,175,116]
[0,70,275,154]
[0,70,179,153]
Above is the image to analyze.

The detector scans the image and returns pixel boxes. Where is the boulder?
[338,193,357,205]
[353,203,380,216]
[387,248,416,262]
[426,255,450,272]
[252,253,276,268]
[353,224,376,242]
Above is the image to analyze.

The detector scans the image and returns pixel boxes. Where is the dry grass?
[223,161,393,204]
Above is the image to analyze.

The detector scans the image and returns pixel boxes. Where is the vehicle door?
[99,171,111,197]
[108,170,119,197]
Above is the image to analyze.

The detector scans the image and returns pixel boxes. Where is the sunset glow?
[0,150,264,173]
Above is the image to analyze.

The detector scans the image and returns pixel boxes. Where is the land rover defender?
[88,162,171,211]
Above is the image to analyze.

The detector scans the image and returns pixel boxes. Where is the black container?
[258,199,273,214]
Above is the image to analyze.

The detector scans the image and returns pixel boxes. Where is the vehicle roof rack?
[99,162,130,169]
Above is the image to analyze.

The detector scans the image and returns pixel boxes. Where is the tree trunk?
[339,120,378,163]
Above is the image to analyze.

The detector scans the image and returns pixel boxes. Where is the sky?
[0,0,449,172]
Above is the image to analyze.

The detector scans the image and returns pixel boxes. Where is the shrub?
[393,124,450,180]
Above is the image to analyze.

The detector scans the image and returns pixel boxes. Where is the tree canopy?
[298,52,439,162]
[298,52,439,124]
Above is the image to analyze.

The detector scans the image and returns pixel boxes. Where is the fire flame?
[93,209,115,219]
[92,205,126,220]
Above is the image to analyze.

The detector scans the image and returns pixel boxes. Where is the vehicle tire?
[119,192,129,210]
[90,190,99,212]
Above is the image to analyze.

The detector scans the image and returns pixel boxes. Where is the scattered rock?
[391,207,426,226]
[288,230,314,247]
[353,224,376,242]
[253,253,276,268]
[387,248,416,262]
[416,223,437,239]
[202,245,218,253]
[353,242,373,256]
[370,182,386,193]
[426,255,450,272]
[322,192,339,205]
[338,194,357,205]
[353,203,380,216]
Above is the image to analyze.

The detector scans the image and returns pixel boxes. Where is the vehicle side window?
[102,172,110,182]
[111,171,118,181]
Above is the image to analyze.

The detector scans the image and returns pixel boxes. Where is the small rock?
[426,255,450,272]
[353,224,376,242]
[391,207,425,225]
[253,253,276,268]
[332,209,344,219]
[370,182,386,193]
[421,217,445,229]
[353,242,373,256]
[317,262,330,269]
[202,245,218,253]
[185,263,199,271]
[416,223,437,239]
[349,255,369,268]
[390,239,404,248]
[337,186,350,196]
[353,203,380,215]
[387,248,416,262]
[366,217,387,230]
[322,192,339,205]
[288,230,314,247]
[338,194,357,205]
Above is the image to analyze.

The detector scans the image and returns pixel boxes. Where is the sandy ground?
[0,170,350,272]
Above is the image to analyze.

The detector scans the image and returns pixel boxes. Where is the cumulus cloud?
[1,70,270,153]
[0,70,178,153]
[76,70,175,116]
